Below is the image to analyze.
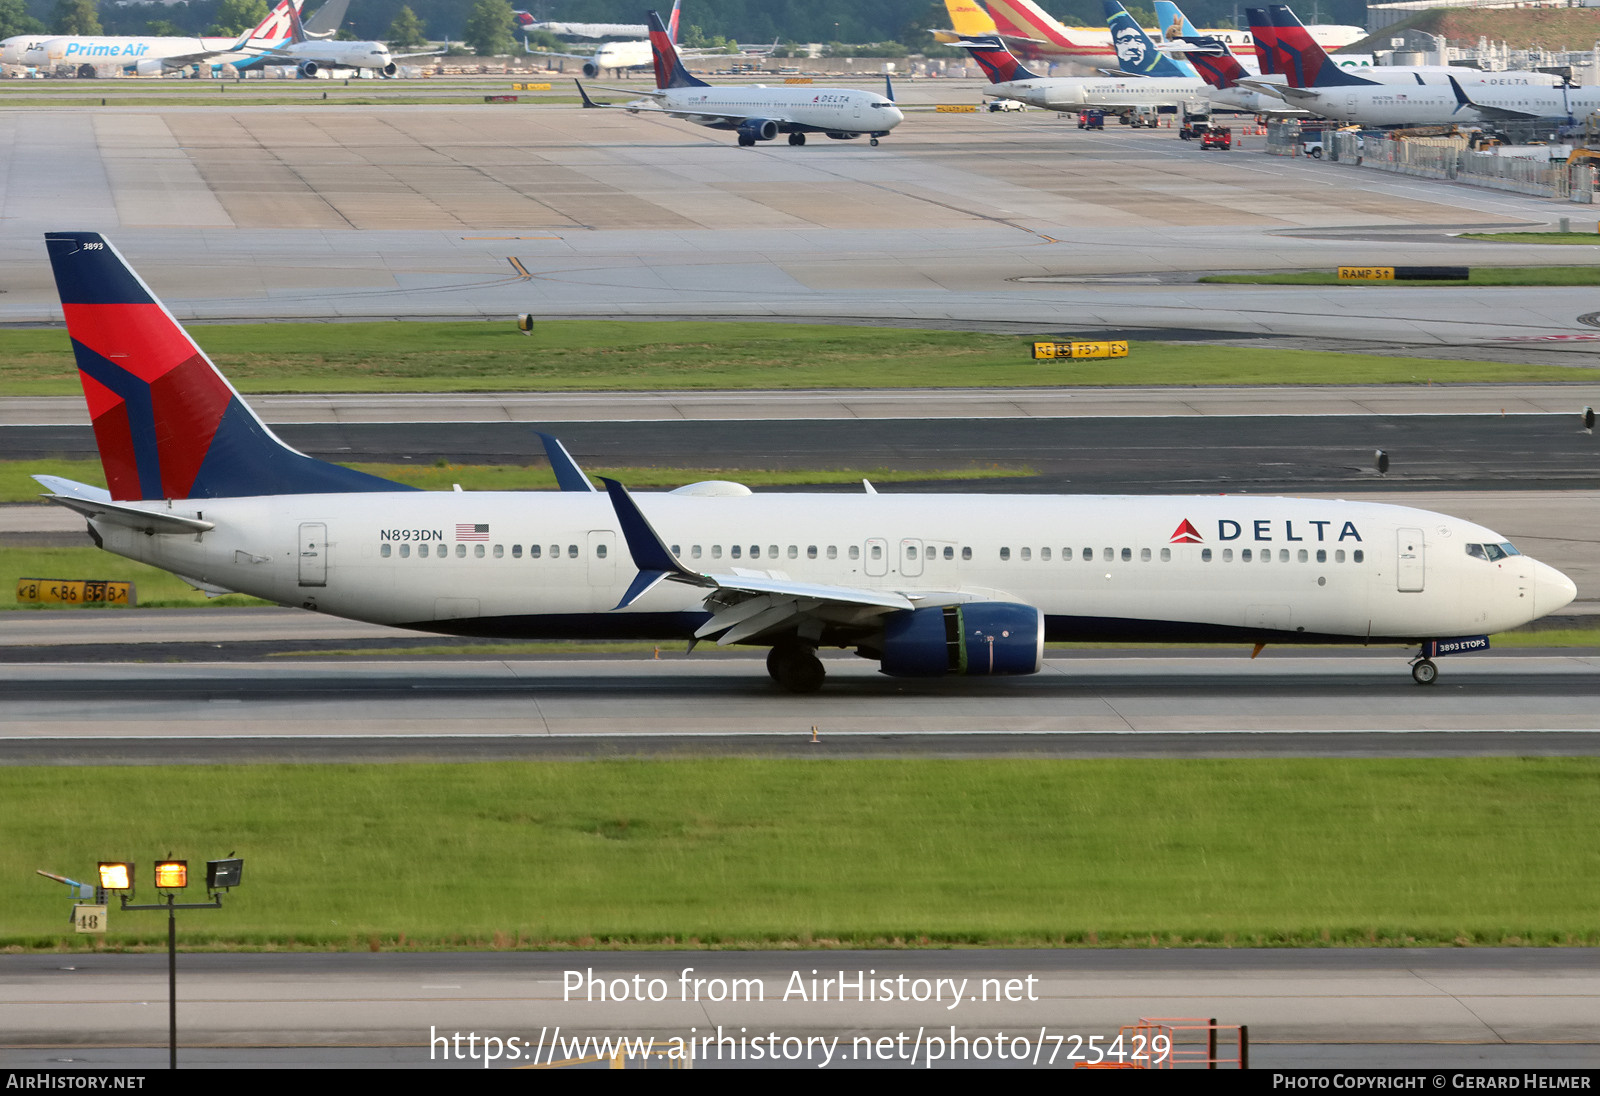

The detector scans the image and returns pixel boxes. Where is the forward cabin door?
[1396,528,1424,593]
[298,522,327,587]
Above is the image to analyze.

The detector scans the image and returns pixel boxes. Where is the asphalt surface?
[3,949,1596,1070]
[9,413,1600,493]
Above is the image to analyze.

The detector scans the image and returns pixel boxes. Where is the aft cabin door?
[1396,528,1424,593]
[298,523,327,587]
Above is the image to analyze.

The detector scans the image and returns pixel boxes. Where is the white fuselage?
[1285,78,1597,126]
[655,85,904,136]
[90,490,1573,646]
[257,39,396,73]
[23,36,215,71]
[990,76,1212,112]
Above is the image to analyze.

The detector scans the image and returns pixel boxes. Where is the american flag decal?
[456,523,490,541]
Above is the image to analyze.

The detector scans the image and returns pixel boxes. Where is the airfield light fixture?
[206,858,244,891]
[106,852,242,1069]
[154,860,188,890]
[97,862,134,892]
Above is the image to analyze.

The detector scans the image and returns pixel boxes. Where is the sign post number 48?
[73,904,107,934]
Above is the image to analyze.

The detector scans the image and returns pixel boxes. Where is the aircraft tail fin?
[1153,0,1197,41]
[667,0,681,44]
[1178,35,1251,88]
[245,0,301,44]
[957,36,1043,84]
[647,7,706,89]
[984,0,1078,49]
[44,232,414,502]
[1102,0,1195,77]
[942,0,1000,38]
[1264,3,1372,86]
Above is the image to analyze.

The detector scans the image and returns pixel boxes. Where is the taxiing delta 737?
[38,232,1576,691]
[577,10,902,147]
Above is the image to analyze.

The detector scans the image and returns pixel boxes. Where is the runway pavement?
[3,655,1597,758]
[3,106,1600,344]
[2,949,1596,1069]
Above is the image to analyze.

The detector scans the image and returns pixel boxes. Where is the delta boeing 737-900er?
[38,232,1576,691]
[576,10,901,146]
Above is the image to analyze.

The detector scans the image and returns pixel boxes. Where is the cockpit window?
[1467,542,1520,561]
[1466,544,1487,560]
[1500,542,1521,556]
[1484,543,1506,562]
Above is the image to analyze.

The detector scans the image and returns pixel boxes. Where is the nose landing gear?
[1410,657,1438,685]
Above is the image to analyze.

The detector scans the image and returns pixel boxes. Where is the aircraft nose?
[885,105,905,127]
[1533,560,1577,617]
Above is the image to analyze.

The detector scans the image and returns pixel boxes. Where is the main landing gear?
[1410,657,1438,685]
[767,639,826,694]
[788,132,805,146]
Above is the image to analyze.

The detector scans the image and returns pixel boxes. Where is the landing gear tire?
[869,137,879,146]
[77,64,97,78]
[1411,658,1438,685]
[767,641,825,694]
[788,132,805,146]
[738,135,754,146]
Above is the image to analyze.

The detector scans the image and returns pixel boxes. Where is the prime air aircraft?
[18,0,301,77]
[37,232,1576,691]
[579,10,902,147]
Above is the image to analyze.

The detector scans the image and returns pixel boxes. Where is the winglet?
[535,432,597,491]
[575,79,602,108]
[1447,74,1475,113]
[599,477,708,607]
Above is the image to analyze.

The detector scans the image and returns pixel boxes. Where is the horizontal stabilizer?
[35,475,215,535]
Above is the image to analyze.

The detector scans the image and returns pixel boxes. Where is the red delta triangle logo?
[1170,519,1203,544]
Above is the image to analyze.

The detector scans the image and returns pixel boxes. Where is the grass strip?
[0,460,1033,505]
[5,758,1599,951]
[1457,232,1600,245]
[0,322,1582,397]
[1199,267,1600,287]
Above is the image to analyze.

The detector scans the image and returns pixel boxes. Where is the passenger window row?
[1200,548,1363,563]
[381,543,586,559]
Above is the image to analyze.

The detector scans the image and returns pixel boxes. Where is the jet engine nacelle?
[582,60,599,77]
[134,58,166,76]
[737,118,779,142]
[380,61,397,76]
[299,60,319,77]
[877,603,1044,678]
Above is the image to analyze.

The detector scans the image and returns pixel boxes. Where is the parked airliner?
[37,231,1575,691]
[18,1,300,77]
[1242,5,1568,124]
[236,0,439,76]
[957,33,1210,118]
[580,10,902,147]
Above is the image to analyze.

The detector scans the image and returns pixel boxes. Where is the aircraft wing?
[601,478,925,646]
[393,49,445,59]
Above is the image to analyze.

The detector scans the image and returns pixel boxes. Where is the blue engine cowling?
[878,603,1043,678]
[738,118,779,142]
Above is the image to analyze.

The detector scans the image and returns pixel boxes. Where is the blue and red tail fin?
[1177,35,1251,89]
[647,8,706,89]
[1264,4,1371,87]
[1244,7,1277,74]
[667,0,681,43]
[957,36,1042,83]
[45,232,415,501]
